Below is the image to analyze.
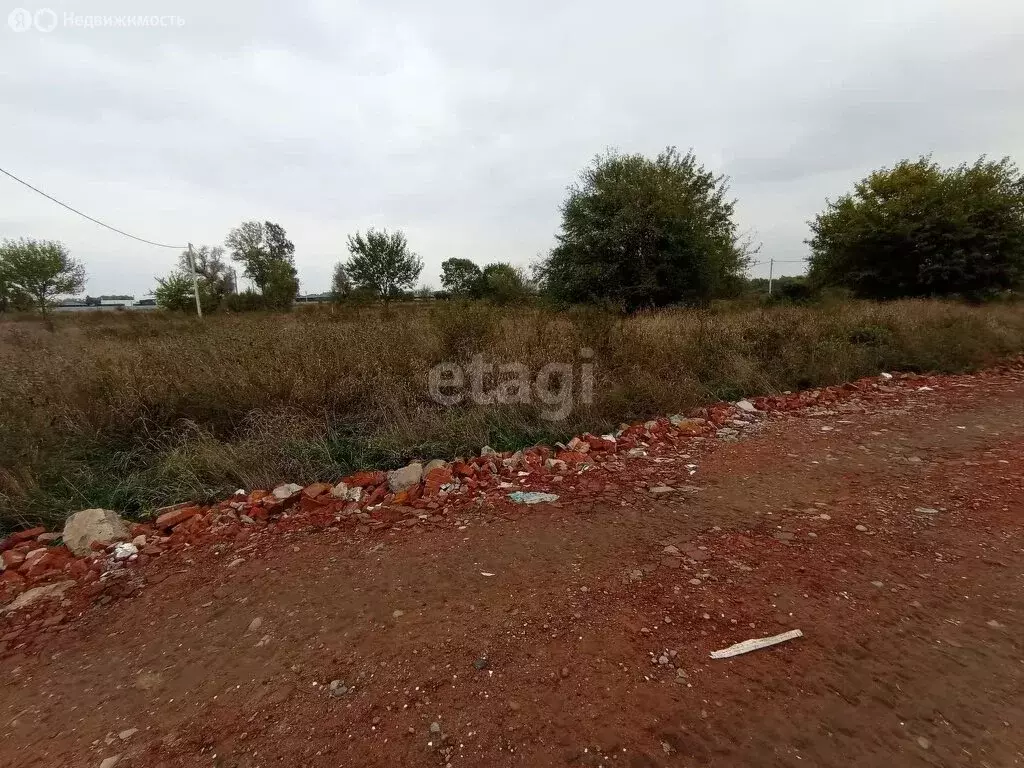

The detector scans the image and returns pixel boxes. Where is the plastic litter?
[508,491,559,505]
[710,629,803,659]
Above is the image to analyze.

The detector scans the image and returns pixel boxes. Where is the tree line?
[3,149,1023,316]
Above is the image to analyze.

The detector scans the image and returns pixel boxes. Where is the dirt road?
[2,366,1023,767]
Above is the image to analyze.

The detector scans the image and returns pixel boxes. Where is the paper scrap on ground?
[507,491,559,505]
[710,629,803,659]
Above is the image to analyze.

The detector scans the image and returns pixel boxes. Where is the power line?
[0,165,186,250]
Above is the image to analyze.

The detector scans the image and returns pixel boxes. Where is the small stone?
[855,525,868,532]
[986,619,1005,629]
[559,666,569,678]
[916,736,931,750]
[99,757,121,768]
[227,558,245,568]
[658,654,669,665]
[392,609,405,618]
[914,507,939,516]
[473,657,489,670]
[430,722,441,734]
[662,545,680,555]
[689,578,701,586]
[118,728,138,741]
[649,486,674,494]
[329,679,348,697]
[247,617,263,634]
[871,581,884,588]
[735,400,757,413]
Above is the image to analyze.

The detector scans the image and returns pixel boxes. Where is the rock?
[392,609,405,618]
[388,463,423,493]
[662,545,680,555]
[99,756,121,768]
[916,736,931,750]
[118,728,138,740]
[329,679,348,697]
[131,535,147,547]
[330,482,350,499]
[855,524,869,532]
[272,483,303,501]
[914,507,939,516]
[62,509,129,557]
[247,616,263,634]
[430,722,441,734]
[2,580,75,613]
[473,657,489,670]
[736,399,757,413]
[648,486,675,494]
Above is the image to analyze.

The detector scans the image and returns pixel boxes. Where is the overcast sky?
[2,0,1023,296]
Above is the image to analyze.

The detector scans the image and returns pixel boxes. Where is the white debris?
[112,542,138,561]
[710,629,804,659]
[272,483,303,500]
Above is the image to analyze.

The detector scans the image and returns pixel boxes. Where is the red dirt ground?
[2,365,1024,768]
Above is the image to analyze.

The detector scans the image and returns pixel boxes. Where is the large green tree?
[344,228,423,302]
[225,220,298,307]
[481,262,531,304]
[0,238,85,317]
[536,147,752,310]
[440,257,483,297]
[808,156,1024,299]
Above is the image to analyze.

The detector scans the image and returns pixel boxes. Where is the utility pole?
[187,242,202,319]
[768,257,775,297]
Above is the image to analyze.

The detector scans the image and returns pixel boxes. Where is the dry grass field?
[2,299,1024,532]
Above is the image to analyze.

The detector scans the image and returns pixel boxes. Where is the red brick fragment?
[346,470,387,488]
[302,482,332,499]
[9,527,45,545]
[155,505,201,530]
[2,550,25,569]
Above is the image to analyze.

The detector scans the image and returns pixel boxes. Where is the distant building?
[294,293,332,304]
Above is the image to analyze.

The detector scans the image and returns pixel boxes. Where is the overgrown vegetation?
[2,299,1023,532]
[809,156,1024,300]
[536,147,753,309]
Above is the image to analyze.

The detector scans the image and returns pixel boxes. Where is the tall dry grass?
[2,299,1023,531]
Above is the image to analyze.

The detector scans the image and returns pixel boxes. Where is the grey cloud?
[1,0,1022,294]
